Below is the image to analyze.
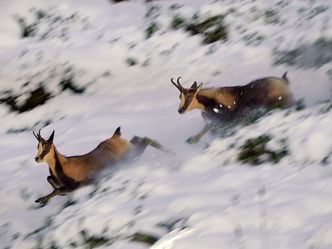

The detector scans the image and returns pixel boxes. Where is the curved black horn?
[33,131,38,140]
[171,78,181,91]
[176,77,182,84]
[171,77,185,92]
[33,129,42,141]
[177,77,185,90]
[33,130,40,141]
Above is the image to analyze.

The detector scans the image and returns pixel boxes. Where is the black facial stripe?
[182,94,194,111]
[39,143,51,159]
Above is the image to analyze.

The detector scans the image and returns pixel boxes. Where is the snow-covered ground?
[0,0,331,248]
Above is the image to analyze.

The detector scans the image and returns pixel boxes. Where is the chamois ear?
[197,82,203,91]
[113,126,121,136]
[190,81,198,90]
[48,130,55,143]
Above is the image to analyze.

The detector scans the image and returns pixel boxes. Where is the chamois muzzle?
[178,108,185,114]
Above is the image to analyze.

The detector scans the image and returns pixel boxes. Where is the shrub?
[145,22,159,39]
[170,14,228,44]
[186,15,228,44]
[0,86,52,113]
[274,38,332,68]
[170,15,186,30]
[264,9,280,24]
[238,135,288,165]
[130,232,159,245]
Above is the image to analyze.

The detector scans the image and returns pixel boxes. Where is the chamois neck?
[198,88,217,97]
[196,89,218,111]
[198,87,239,112]
[54,146,66,160]
[45,145,66,169]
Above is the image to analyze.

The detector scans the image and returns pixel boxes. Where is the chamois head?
[171,77,203,114]
[33,130,55,163]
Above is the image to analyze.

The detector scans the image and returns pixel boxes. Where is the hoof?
[35,197,48,207]
[186,136,200,144]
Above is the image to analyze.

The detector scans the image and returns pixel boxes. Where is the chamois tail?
[282,71,289,85]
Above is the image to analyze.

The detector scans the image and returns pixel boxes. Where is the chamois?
[171,73,294,143]
[33,127,170,207]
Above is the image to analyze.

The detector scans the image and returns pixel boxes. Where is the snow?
[0,0,332,248]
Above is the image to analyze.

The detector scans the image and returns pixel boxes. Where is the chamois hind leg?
[130,136,174,159]
[35,182,80,207]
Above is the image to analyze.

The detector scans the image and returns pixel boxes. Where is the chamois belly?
[50,160,101,186]
[66,158,113,183]
[62,164,88,182]
[202,107,237,123]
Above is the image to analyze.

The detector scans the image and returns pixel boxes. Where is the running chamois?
[33,127,170,207]
[171,73,294,143]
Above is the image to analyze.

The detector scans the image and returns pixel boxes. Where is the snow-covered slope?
[0,0,331,248]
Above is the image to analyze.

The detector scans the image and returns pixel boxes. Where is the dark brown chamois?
[33,127,171,207]
[171,73,294,143]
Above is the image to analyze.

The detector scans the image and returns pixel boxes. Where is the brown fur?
[73,134,131,180]
[45,134,132,183]
[198,88,238,110]
[177,74,293,116]
[171,73,294,143]
[33,128,169,206]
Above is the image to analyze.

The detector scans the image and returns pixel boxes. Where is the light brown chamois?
[171,72,294,143]
[33,127,170,207]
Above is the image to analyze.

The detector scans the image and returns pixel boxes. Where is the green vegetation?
[126,57,138,66]
[80,230,111,249]
[238,135,288,165]
[169,14,228,44]
[274,38,332,68]
[264,9,280,24]
[0,86,52,113]
[16,17,37,38]
[25,217,53,239]
[130,232,159,245]
[0,66,86,114]
[60,77,85,94]
[185,15,228,44]
[242,32,265,46]
[157,217,188,232]
[145,22,159,39]
[295,99,306,111]
[170,15,186,30]
[306,5,329,20]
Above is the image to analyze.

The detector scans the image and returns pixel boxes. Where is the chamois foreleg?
[35,182,79,207]
[186,123,214,144]
[47,176,60,189]
[47,176,67,196]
